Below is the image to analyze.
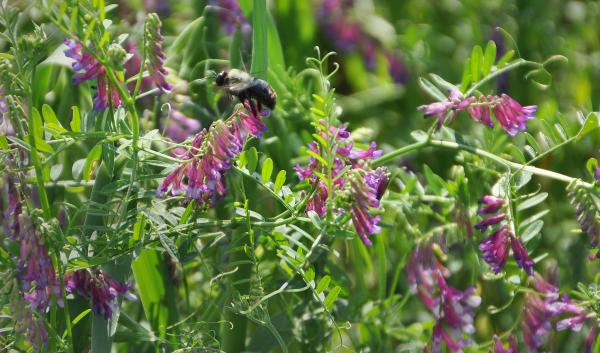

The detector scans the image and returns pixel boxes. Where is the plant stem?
[27,67,52,220]
[373,139,593,188]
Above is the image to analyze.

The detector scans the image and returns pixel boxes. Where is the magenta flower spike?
[145,13,172,93]
[65,269,137,319]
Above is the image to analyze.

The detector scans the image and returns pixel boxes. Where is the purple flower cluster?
[2,176,61,347]
[294,122,389,246]
[65,269,136,319]
[4,178,63,312]
[567,185,600,259]
[157,102,268,205]
[475,195,534,275]
[521,274,596,352]
[145,13,172,93]
[64,39,123,111]
[317,0,408,83]
[210,0,251,35]
[408,241,481,352]
[418,90,536,136]
[490,335,519,353]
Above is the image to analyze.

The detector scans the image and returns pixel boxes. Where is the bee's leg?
[257,101,263,114]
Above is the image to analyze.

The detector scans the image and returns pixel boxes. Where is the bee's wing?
[227,80,261,95]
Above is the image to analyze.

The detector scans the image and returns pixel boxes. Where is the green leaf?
[261,157,273,183]
[31,108,44,142]
[250,0,268,79]
[577,112,599,140]
[83,143,103,181]
[71,309,92,326]
[517,192,548,212]
[305,267,315,282]
[0,136,8,150]
[460,58,472,92]
[587,158,599,177]
[71,106,81,132]
[315,275,331,294]
[247,147,259,173]
[324,286,341,310]
[42,104,67,133]
[132,250,179,344]
[158,233,179,261]
[482,40,496,75]
[307,210,322,229]
[521,220,544,243]
[497,50,515,68]
[418,77,446,101]
[274,170,286,193]
[428,73,457,92]
[470,45,483,83]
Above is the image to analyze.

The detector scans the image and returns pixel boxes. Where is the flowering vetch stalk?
[418,89,536,136]
[521,273,597,352]
[210,0,251,35]
[64,39,123,111]
[2,176,62,348]
[294,121,389,246]
[3,177,62,312]
[145,13,172,93]
[475,195,534,275]
[65,269,137,319]
[407,240,481,352]
[157,102,268,205]
[567,182,600,259]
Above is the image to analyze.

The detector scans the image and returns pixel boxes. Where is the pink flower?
[157,103,268,205]
[419,92,536,135]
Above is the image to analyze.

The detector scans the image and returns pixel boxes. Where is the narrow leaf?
[261,158,273,183]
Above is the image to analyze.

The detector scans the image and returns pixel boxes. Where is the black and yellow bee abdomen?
[247,79,277,110]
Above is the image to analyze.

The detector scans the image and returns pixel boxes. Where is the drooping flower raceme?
[418,89,536,135]
[408,241,481,352]
[145,13,172,93]
[294,121,389,246]
[521,273,596,352]
[64,39,123,111]
[475,195,534,275]
[157,102,268,205]
[2,175,62,347]
[567,183,600,259]
[65,269,137,319]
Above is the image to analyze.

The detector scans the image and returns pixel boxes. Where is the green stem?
[373,139,593,188]
[27,67,52,220]
[220,232,251,353]
[464,59,540,97]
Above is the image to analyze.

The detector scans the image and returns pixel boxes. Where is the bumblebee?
[215,69,277,114]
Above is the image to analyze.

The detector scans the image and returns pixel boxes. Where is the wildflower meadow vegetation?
[2,0,600,352]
